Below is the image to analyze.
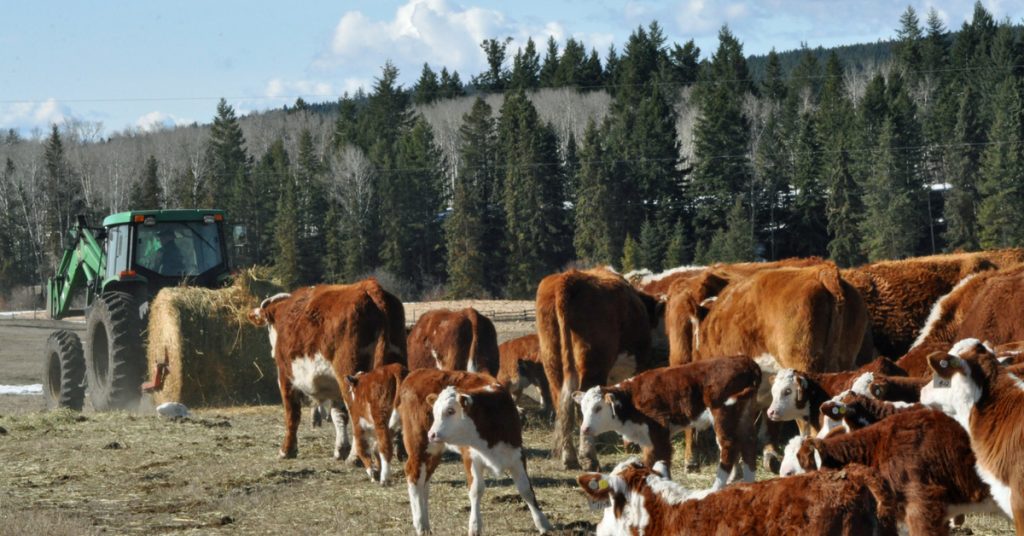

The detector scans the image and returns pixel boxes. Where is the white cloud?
[264,78,336,99]
[134,111,190,132]
[0,98,69,131]
[315,0,616,88]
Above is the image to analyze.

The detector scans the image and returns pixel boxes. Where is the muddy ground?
[0,315,1014,535]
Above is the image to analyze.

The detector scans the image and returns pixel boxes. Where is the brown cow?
[496,334,552,414]
[579,458,896,536]
[536,267,662,470]
[247,279,406,461]
[574,356,761,487]
[921,338,1024,532]
[398,369,552,535]
[842,249,1024,358]
[407,308,499,376]
[818,392,922,433]
[784,409,996,535]
[343,363,406,484]
[670,262,871,372]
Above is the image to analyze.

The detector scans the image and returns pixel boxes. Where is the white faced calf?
[426,386,552,536]
[574,356,761,489]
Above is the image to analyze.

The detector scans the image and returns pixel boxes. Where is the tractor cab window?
[134,222,224,277]
[105,225,130,280]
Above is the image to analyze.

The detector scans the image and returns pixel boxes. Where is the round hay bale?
[146,268,282,407]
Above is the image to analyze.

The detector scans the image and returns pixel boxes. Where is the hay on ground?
[146,268,282,407]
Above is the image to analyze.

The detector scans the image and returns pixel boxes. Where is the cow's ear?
[870,382,885,398]
[604,392,622,418]
[457,393,473,409]
[425,393,439,407]
[247,309,266,326]
[577,473,613,501]
[928,351,960,379]
[345,375,359,387]
[572,391,586,405]
[651,460,670,479]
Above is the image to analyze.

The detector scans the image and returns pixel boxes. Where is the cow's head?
[767,369,808,421]
[247,292,291,327]
[921,338,999,426]
[818,397,850,433]
[574,387,625,437]
[850,372,875,398]
[578,458,690,536]
[426,386,475,444]
[779,435,808,476]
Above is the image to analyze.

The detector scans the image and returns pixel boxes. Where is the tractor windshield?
[134,222,224,277]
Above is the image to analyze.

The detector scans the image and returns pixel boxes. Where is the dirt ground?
[0,314,1015,535]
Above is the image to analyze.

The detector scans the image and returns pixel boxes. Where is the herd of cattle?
[244,249,1024,535]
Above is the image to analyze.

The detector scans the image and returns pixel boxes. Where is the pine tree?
[861,118,920,261]
[475,38,511,91]
[295,130,326,283]
[42,125,84,261]
[131,155,162,210]
[509,38,541,90]
[977,77,1024,248]
[581,49,604,89]
[701,198,754,263]
[248,140,288,266]
[555,38,586,87]
[204,98,249,208]
[413,63,441,105]
[332,94,359,149]
[691,26,753,251]
[447,98,500,297]
[761,49,787,101]
[944,85,983,250]
[894,6,923,80]
[574,120,616,266]
[788,111,828,257]
[638,219,662,272]
[663,220,689,268]
[540,37,560,88]
[439,68,465,99]
[826,144,863,267]
[273,174,301,289]
[666,40,701,87]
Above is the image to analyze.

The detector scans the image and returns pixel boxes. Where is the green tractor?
[43,209,232,411]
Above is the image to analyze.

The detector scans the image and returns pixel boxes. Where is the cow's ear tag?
[598,479,609,490]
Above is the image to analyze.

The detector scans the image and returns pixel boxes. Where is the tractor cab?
[101,209,232,298]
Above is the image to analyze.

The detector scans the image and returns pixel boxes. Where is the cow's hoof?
[279,448,297,459]
[333,446,351,461]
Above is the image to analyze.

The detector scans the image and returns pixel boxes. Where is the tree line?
[1,2,1023,303]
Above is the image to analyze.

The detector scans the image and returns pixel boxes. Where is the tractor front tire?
[43,330,85,411]
[85,292,145,411]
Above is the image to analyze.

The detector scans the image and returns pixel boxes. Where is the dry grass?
[0,406,1014,535]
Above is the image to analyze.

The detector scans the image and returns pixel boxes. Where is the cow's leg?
[761,416,786,474]
[1012,489,1024,536]
[311,402,323,428]
[711,408,740,491]
[644,425,673,480]
[905,496,949,536]
[374,419,394,485]
[278,375,301,459]
[578,424,599,472]
[329,400,352,461]
[463,450,486,536]
[738,400,759,483]
[537,374,554,419]
[406,442,441,536]
[509,451,553,534]
[683,428,699,471]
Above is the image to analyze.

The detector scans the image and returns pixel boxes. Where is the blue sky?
[2,0,1020,137]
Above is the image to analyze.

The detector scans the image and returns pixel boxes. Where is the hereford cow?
[767,358,906,434]
[574,356,761,487]
[496,334,552,414]
[398,369,552,535]
[782,409,995,535]
[818,392,922,433]
[669,262,871,372]
[536,268,662,470]
[247,279,406,461]
[842,249,1024,358]
[578,458,895,536]
[407,308,499,376]
[343,363,406,484]
[868,374,930,403]
[921,339,1024,532]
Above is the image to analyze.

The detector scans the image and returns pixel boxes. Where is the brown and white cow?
[818,392,922,433]
[407,308,500,376]
[574,356,761,488]
[867,374,930,403]
[536,267,662,470]
[343,363,406,484]
[921,338,1024,532]
[781,408,995,535]
[247,279,406,461]
[767,357,906,434]
[397,368,551,535]
[578,458,895,536]
[496,334,552,414]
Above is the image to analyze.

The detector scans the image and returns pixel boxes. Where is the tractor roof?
[102,209,226,227]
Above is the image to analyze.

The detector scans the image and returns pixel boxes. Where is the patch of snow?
[0,384,43,395]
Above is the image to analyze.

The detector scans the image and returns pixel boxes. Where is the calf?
[921,338,1024,532]
[784,409,994,535]
[578,458,895,536]
[399,369,552,536]
[766,367,880,435]
[496,334,552,415]
[344,363,406,484]
[868,374,929,403]
[818,392,921,432]
[574,356,761,488]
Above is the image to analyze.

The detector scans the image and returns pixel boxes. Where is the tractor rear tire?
[85,292,145,411]
[42,330,85,411]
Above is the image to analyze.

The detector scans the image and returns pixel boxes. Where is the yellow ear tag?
[598,479,609,490]
[950,357,961,367]
[838,405,846,415]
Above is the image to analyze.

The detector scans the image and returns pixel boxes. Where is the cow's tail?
[465,308,499,376]
[818,263,846,371]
